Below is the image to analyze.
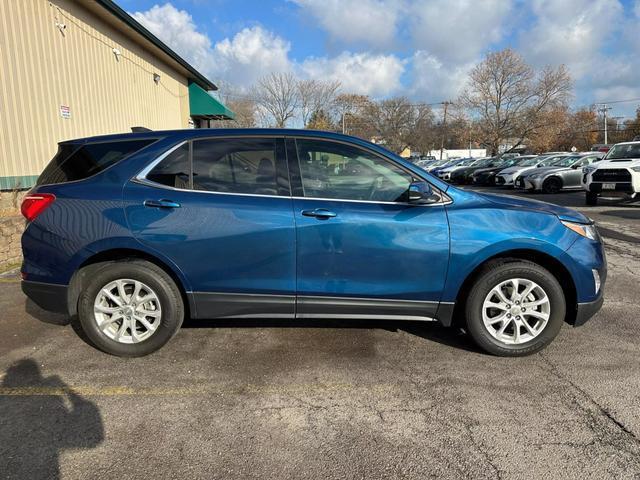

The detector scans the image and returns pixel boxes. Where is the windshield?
[551,156,580,167]
[458,158,478,166]
[430,159,450,167]
[496,158,519,168]
[605,143,640,160]
[519,157,541,167]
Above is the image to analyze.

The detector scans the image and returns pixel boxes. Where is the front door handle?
[144,199,181,209]
[301,208,337,219]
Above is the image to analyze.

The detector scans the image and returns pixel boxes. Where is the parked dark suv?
[22,129,605,357]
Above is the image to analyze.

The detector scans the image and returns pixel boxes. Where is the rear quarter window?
[37,139,156,186]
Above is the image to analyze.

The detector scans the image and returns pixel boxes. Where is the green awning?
[188,82,235,120]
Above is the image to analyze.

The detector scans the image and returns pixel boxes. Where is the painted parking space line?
[0,382,394,397]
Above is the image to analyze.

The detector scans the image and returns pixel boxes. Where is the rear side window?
[147,144,190,189]
[37,139,156,186]
[192,138,286,196]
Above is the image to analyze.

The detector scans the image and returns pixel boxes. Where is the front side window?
[295,139,413,202]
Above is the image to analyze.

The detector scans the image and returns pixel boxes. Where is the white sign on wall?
[60,105,70,119]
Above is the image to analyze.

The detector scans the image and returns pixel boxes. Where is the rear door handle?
[144,199,181,209]
[301,208,337,219]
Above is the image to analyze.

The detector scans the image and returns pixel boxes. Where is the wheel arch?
[449,249,577,327]
[543,175,564,189]
[67,248,193,319]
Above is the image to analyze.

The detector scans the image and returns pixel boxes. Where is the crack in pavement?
[538,353,640,450]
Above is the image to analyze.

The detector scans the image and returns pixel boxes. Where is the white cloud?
[409,0,513,64]
[409,51,472,101]
[302,52,405,96]
[131,4,213,72]
[290,0,402,49]
[213,27,293,86]
[519,0,623,76]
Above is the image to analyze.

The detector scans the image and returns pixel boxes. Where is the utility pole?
[597,103,612,144]
[439,101,452,160]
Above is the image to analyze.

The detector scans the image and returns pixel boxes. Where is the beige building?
[0,0,233,190]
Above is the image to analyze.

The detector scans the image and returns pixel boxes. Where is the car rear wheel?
[77,260,184,357]
[586,191,598,206]
[465,260,565,356]
[542,177,562,194]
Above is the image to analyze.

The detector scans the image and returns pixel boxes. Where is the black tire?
[542,177,562,194]
[77,260,184,357]
[465,259,565,357]
[586,191,598,206]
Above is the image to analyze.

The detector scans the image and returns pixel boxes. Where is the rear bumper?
[574,294,604,327]
[22,280,68,314]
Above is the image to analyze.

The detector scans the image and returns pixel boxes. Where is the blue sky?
[120,0,640,117]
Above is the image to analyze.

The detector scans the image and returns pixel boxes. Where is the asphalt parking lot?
[1,188,639,479]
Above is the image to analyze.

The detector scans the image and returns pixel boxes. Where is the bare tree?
[209,81,258,128]
[363,97,435,154]
[253,72,299,127]
[297,79,341,127]
[460,48,572,155]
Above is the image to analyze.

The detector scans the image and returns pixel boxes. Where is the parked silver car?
[495,154,567,187]
[514,153,604,193]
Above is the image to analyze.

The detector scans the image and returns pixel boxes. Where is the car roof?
[60,128,372,144]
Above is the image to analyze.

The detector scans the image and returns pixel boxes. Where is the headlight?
[583,166,596,174]
[561,220,599,241]
[631,166,640,172]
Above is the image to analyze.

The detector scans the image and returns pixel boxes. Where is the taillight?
[21,193,56,222]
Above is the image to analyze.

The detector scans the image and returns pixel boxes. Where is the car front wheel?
[542,177,562,194]
[465,260,565,356]
[77,260,184,357]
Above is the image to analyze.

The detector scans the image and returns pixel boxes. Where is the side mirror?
[571,164,579,169]
[408,181,440,204]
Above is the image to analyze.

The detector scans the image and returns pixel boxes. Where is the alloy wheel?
[93,279,162,344]
[482,278,551,345]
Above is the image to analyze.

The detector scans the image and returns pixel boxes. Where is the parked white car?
[583,141,640,206]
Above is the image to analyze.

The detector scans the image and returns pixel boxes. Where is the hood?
[521,166,569,177]
[478,192,590,224]
[472,167,497,175]
[596,158,640,168]
[500,165,537,175]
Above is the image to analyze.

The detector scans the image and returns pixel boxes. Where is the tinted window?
[605,143,640,160]
[295,139,412,202]
[192,138,286,196]
[147,143,190,189]
[38,139,155,185]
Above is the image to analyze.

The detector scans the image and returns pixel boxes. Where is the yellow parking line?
[0,383,393,397]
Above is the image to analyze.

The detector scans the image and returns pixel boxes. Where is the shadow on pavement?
[0,359,104,480]
[25,298,69,326]
[601,209,640,220]
[183,317,482,354]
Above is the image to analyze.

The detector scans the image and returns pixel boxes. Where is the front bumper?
[495,174,514,186]
[22,280,68,314]
[516,177,543,190]
[588,182,635,194]
[574,294,604,326]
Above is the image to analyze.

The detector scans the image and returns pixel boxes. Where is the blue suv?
[21,129,605,357]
